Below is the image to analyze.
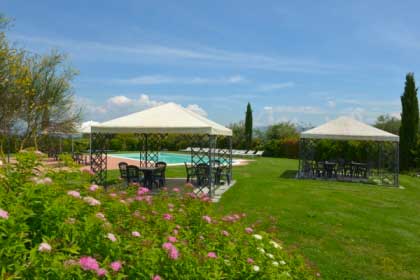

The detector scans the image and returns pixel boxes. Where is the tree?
[374,114,401,135]
[244,102,253,149]
[0,32,27,156]
[19,51,81,150]
[265,122,299,140]
[229,121,246,149]
[399,73,419,170]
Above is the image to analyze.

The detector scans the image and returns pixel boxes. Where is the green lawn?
[108,158,420,279]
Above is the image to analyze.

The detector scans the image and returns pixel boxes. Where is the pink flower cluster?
[110,261,122,272]
[245,227,254,234]
[96,212,106,220]
[84,196,101,206]
[38,242,52,252]
[163,213,172,221]
[83,169,95,176]
[221,213,245,223]
[162,242,179,260]
[187,192,197,199]
[200,194,211,202]
[35,177,53,185]
[0,209,9,219]
[67,190,81,198]
[221,230,229,237]
[207,252,217,258]
[107,233,117,242]
[80,256,99,271]
[89,184,99,191]
[135,195,153,204]
[79,256,107,276]
[202,215,212,224]
[137,187,150,196]
[167,236,177,243]
[132,231,141,237]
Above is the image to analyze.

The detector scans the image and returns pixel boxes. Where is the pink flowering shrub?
[0,152,315,279]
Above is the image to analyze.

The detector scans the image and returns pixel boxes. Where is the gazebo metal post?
[395,141,399,187]
[6,132,11,163]
[90,132,109,188]
[144,134,148,167]
[298,139,303,177]
[208,135,215,196]
[298,138,313,178]
[229,136,233,181]
[71,135,74,156]
[89,132,92,164]
[378,142,383,184]
[138,133,162,168]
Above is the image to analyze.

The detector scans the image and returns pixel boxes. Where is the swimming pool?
[110,152,210,165]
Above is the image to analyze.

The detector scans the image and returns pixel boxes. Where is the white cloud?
[137,94,163,107]
[11,34,340,73]
[255,105,325,126]
[117,75,175,85]
[113,74,246,85]
[268,106,324,114]
[79,94,210,122]
[327,100,336,108]
[258,82,295,91]
[108,95,133,106]
[186,104,208,117]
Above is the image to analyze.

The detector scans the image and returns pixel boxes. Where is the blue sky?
[1,0,418,126]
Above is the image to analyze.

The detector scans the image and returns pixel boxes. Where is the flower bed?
[0,152,315,279]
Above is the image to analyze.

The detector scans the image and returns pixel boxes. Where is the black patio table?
[138,166,163,189]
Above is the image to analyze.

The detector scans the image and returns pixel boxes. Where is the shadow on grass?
[280,170,298,179]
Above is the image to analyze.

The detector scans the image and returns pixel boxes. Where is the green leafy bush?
[0,152,315,279]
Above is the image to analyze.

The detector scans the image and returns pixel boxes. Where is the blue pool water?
[110,152,210,165]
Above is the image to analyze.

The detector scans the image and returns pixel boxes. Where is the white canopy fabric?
[301,116,399,142]
[91,102,232,136]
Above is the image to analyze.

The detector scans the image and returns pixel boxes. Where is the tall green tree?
[244,102,253,149]
[399,73,419,170]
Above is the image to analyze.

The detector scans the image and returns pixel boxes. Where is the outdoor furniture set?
[119,161,167,189]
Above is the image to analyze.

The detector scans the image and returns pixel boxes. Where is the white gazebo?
[298,117,399,186]
[90,103,233,194]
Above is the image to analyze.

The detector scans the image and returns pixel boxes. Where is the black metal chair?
[215,165,231,185]
[127,165,142,184]
[302,161,314,177]
[314,161,325,177]
[184,162,195,183]
[195,163,210,187]
[119,162,128,184]
[153,161,167,187]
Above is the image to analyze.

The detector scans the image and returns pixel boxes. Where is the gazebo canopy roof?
[301,116,399,142]
[92,102,232,136]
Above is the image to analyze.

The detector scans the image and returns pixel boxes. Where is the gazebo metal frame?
[298,138,399,187]
[90,132,233,196]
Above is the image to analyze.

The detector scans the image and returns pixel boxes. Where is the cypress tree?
[399,72,419,170]
[245,102,253,150]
